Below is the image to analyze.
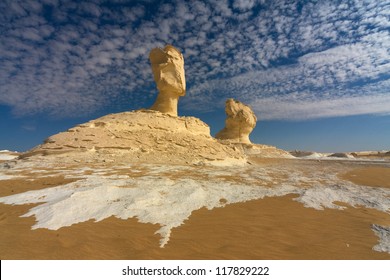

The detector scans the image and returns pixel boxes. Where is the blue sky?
[1,0,389,152]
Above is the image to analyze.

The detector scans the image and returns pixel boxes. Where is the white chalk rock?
[216,99,257,144]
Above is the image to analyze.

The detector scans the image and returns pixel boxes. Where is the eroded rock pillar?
[149,45,186,116]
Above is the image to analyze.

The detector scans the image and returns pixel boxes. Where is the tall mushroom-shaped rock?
[149,45,186,116]
[216,99,257,144]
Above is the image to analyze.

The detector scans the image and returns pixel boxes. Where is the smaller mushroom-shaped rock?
[216,99,257,144]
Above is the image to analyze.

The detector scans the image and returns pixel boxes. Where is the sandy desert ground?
[0,153,389,260]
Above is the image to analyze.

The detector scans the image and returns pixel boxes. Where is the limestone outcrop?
[328,153,354,159]
[216,99,257,144]
[149,45,186,116]
[22,110,245,165]
[241,144,294,159]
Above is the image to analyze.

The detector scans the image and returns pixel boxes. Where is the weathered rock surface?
[149,45,186,116]
[22,110,245,165]
[240,144,294,159]
[289,150,316,158]
[0,150,19,162]
[351,151,390,158]
[328,153,355,159]
[216,99,257,144]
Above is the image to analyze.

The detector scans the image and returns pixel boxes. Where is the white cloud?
[251,92,390,121]
[0,0,389,120]
[233,0,256,11]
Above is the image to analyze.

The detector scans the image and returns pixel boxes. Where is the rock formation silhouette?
[216,99,257,144]
[149,45,186,116]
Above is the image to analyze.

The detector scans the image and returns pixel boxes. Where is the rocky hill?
[22,110,247,165]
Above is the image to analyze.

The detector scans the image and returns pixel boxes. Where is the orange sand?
[340,166,390,188]
[0,160,389,259]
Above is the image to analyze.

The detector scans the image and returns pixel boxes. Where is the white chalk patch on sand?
[0,172,298,247]
[295,184,390,212]
[298,154,387,162]
[0,174,21,180]
[0,163,26,180]
[0,164,389,252]
[372,225,390,254]
[295,184,390,254]
[299,152,329,159]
